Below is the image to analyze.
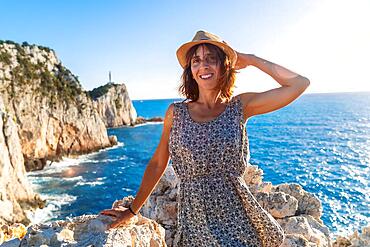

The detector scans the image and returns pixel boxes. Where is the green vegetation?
[0,51,11,65]
[1,40,83,108]
[88,82,118,100]
[0,40,54,54]
[115,98,122,109]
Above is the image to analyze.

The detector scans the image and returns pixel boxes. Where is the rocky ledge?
[1,164,353,247]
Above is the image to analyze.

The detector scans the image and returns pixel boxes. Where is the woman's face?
[190,45,221,91]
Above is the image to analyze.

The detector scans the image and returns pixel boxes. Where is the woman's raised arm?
[235,53,310,120]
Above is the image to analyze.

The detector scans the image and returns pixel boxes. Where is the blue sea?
[27,92,370,238]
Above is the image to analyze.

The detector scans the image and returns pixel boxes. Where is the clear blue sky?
[1,0,369,99]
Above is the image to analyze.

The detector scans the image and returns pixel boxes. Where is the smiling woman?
[101,30,310,247]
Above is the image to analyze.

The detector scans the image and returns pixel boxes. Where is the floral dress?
[168,95,285,247]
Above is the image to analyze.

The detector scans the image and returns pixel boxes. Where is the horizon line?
[131,90,370,101]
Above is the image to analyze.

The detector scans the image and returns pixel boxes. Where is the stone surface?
[332,225,370,247]
[272,183,323,222]
[91,82,137,127]
[16,214,166,247]
[0,97,44,226]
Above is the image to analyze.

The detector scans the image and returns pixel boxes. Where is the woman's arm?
[130,104,173,213]
[100,103,174,228]
[235,53,310,120]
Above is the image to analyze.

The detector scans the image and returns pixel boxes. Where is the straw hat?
[176,30,237,69]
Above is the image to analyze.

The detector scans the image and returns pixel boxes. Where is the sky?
[1,0,369,100]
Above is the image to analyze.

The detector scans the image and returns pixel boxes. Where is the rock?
[18,214,166,247]
[273,183,323,222]
[135,116,164,125]
[90,82,137,127]
[0,97,44,226]
[108,135,118,146]
[277,215,331,247]
[255,191,298,218]
[280,233,317,247]
[332,225,370,247]
[0,41,115,172]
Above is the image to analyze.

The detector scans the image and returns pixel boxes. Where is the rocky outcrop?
[0,201,166,246]
[0,163,343,246]
[135,116,164,125]
[0,41,115,171]
[333,225,370,247]
[90,82,137,127]
[0,97,44,226]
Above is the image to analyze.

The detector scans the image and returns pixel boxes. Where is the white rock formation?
[0,42,115,171]
[91,82,137,127]
[0,97,43,225]
[13,214,165,247]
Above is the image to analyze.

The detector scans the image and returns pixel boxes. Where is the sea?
[27,92,370,238]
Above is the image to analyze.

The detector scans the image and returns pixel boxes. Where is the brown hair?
[178,43,237,102]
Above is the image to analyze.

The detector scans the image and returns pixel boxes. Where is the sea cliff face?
[0,98,43,226]
[89,83,137,127]
[0,41,114,171]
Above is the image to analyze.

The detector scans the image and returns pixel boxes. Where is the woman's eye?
[207,56,217,63]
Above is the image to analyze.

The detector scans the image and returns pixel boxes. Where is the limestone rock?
[280,233,318,247]
[255,191,298,218]
[277,215,331,247]
[273,183,323,221]
[0,41,115,171]
[0,97,44,226]
[90,82,137,127]
[333,225,370,247]
[17,214,166,247]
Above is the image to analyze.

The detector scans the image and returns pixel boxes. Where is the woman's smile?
[199,73,214,80]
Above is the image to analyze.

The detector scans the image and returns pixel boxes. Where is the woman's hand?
[234,52,256,70]
[100,206,136,229]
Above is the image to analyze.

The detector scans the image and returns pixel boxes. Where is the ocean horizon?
[27,91,370,238]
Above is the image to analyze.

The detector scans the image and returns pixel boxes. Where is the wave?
[25,193,78,225]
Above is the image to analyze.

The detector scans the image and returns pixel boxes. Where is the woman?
[101,30,310,246]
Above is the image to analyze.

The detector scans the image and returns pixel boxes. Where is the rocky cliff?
[0,41,115,171]
[0,97,44,226]
[89,82,137,127]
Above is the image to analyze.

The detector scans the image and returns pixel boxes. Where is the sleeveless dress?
[168,95,285,247]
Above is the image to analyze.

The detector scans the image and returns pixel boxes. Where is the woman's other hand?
[234,52,255,70]
[100,206,136,229]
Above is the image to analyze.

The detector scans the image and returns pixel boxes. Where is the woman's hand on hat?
[234,52,256,70]
[100,206,135,229]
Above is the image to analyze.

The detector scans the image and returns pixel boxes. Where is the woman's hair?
[178,43,237,102]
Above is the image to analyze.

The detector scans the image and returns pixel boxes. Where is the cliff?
[0,41,115,171]
[0,97,44,226]
[89,82,137,127]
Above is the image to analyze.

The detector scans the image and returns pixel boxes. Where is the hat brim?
[176,40,237,69]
